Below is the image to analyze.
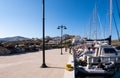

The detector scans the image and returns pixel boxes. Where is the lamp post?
[57,25,67,55]
[41,0,47,68]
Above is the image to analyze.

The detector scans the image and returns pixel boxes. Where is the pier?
[0,49,74,78]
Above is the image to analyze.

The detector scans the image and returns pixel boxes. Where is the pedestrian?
[65,46,68,52]
[69,46,72,54]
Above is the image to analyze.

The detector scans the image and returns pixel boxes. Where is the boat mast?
[109,0,112,45]
[95,4,97,40]
[94,4,97,40]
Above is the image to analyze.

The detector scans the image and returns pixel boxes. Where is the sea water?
[76,71,120,78]
[112,71,120,78]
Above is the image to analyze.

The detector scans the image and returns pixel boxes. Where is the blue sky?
[0,0,120,40]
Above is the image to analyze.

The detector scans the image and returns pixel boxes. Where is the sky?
[0,0,120,40]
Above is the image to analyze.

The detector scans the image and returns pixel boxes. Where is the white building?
[72,36,82,45]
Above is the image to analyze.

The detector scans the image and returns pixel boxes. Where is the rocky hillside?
[112,40,120,46]
[0,46,11,55]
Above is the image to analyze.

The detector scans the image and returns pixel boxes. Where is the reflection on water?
[76,71,120,78]
[76,76,111,78]
[112,71,120,78]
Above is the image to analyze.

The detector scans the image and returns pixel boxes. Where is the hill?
[0,36,30,42]
[112,40,120,46]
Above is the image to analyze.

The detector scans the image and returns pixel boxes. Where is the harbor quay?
[0,48,74,78]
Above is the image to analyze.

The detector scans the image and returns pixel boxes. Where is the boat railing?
[87,56,120,65]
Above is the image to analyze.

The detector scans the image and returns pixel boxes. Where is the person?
[65,46,68,52]
[69,46,72,54]
[90,44,95,53]
[86,47,92,54]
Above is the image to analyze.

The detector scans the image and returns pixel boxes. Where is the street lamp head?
[64,27,67,29]
[57,27,60,29]
[57,26,61,29]
[57,25,67,29]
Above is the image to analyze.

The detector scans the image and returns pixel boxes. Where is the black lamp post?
[57,25,67,55]
[41,0,47,68]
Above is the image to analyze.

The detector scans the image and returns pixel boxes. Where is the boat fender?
[106,61,115,69]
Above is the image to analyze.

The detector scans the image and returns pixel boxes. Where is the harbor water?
[76,70,120,78]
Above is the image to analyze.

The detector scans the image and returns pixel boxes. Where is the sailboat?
[75,0,120,76]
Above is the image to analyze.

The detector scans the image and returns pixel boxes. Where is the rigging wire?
[113,14,120,41]
[97,14,104,39]
[116,0,120,19]
[89,15,92,39]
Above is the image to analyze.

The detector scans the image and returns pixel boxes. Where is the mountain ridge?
[0,36,30,42]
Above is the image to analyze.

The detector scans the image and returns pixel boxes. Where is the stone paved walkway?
[0,49,74,78]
